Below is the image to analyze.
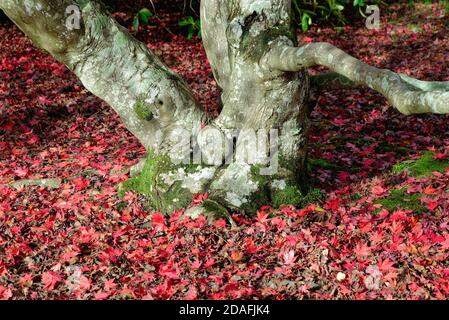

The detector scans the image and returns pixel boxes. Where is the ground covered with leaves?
[1,3,449,299]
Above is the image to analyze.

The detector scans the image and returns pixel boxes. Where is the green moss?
[272,186,325,208]
[301,188,326,206]
[250,163,324,209]
[119,150,164,197]
[377,144,410,155]
[375,188,426,213]
[134,100,153,121]
[91,14,109,34]
[114,32,129,47]
[329,136,371,147]
[119,150,192,212]
[392,151,449,177]
[279,155,299,174]
[241,24,295,62]
[308,158,342,171]
[244,165,271,212]
[202,199,230,218]
[350,193,362,201]
[272,185,303,208]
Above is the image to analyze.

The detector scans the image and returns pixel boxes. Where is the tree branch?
[263,41,449,115]
[310,72,360,91]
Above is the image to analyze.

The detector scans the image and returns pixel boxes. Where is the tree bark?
[199,0,310,214]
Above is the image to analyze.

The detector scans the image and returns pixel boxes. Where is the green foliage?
[392,152,449,177]
[301,188,327,206]
[178,16,201,40]
[292,0,384,32]
[119,150,166,198]
[308,157,343,171]
[272,185,325,208]
[375,188,426,213]
[272,185,303,208]
[132,8,153,32]
[441,0,449,14]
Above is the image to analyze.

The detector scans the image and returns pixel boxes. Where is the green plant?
[442,0,449,14]
[179,16,201,40]
[132,8,153,32]
[292,0,384,32]
[392,151,449,177]
[375,188,426,213]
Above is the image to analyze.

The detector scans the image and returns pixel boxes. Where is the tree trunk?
[199,0,310,213]
[3,0,447,216]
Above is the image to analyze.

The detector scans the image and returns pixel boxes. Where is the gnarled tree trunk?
[1,0,448,216]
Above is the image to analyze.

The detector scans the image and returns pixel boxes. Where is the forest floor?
[1,3,449,299]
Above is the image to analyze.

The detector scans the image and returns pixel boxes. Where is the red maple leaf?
[354,242,371,258]
[41,272,61,290]
[151,213,166,232]
[378,258,396,273]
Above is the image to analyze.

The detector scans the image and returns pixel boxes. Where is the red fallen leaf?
[151,212,166,232]
[38,95,52,104]
[76,227,99,244]
[185,286,198,300]
[159,264,180,279]
[326,199,340,211]
[302,36,313,43]
[204,258,215,268]
[362,159,375,169]
[256,211,269,224]
[0,286,12,300]
[191,260,202,270]
[41,271,61,290]
[333,118,347,126]
[369,231,384,245]
[423,185,437,195]
[79,275,92,291]
[427,202,438,211]
[93,291,110,300]
[378,258,396,273]
[282,250,297,265]
[72,177,89,191]
[371,185,386,196]
[214,219,226,228]
[337,171,350,182]
[60,248,80,263]
[271,217,287,230]
[245,239,258,254]
[286,235,301,246]
[339,284,352,295]
[192,192,208,205]
[434,153,447,160]
[354,242,371,258]
[27,134,39,145]
[13,168,28,178]
[18,273,33,287]
[104,279,117,291]
[230,250,244,262]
